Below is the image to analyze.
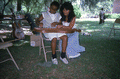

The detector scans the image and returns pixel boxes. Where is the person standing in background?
[99,8,105,24]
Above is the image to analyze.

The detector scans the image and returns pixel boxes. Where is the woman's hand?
[56,25,63,28]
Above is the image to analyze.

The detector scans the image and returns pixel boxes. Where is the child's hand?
[51,22,57,27]
[56,25,63,28]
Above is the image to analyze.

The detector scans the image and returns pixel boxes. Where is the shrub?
[73,5,81,18]
[105,13,120,19]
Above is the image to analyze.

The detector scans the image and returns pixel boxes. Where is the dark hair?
[101,8,104,10]
[50,1,60,10]
[60,2,75,22]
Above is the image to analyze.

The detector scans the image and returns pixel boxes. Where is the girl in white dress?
[59,2,85,58]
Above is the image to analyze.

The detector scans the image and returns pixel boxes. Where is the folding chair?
[109,18,120,38]
[39,33,61,62]
[0,35,19,70]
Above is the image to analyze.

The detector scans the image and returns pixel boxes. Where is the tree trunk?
[17,0,22,11]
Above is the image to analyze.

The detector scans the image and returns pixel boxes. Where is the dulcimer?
[33,27,81,33]
[25,13,81,34]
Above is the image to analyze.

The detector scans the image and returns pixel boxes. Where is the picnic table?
[0,15,26,21]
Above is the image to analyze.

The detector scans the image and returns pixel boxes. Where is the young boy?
[36,1,68,64]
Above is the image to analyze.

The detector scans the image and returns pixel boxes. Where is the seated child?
[36,1,68,64]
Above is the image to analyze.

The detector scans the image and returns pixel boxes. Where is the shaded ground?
[0,18,120,79]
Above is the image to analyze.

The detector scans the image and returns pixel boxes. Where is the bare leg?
[51,38,58,64]
[59,35,68,64]
[59,35,68,52]
[51,38,57,55]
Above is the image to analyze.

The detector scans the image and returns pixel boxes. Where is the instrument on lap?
[33,28,81,33]
[10,8,25,39]
[25,13,81,34]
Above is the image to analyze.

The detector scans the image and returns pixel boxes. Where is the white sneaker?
[60,57,68,64]
[52,58,58,65]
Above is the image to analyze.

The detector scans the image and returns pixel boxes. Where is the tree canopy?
[0,0,114,18]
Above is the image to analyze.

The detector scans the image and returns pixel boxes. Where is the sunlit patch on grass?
[13,40,29,46]
[87,24,90,26]
[84,29,101,32]
[91,26,96,28]
[102,24,111,27]
[101,33,107,36]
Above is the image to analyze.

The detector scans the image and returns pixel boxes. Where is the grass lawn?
[0,19,120,79]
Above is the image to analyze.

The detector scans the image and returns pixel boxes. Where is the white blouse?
[62,21,76,29]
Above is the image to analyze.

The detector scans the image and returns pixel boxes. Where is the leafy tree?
[73,5,81,18]
[22,0,44,14]
[0,0,11,14]
[0,0,115,17]
[96,1,113,14]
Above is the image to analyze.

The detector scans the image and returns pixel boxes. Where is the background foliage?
[0,0,118,19]
[73,5,82,18]
[105,13,120,19]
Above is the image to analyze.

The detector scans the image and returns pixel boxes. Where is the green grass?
[0,19,120,79]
